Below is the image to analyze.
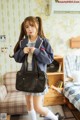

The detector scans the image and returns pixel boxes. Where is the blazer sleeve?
[33,39,54,64]
[14,49,26,63]
[13,41,26,63]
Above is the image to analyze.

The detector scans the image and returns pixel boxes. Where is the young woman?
[13,16,62,120]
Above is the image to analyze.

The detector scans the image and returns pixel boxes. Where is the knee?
[27,99,33,108]
[27,100,31,105]
[34,105,41,113]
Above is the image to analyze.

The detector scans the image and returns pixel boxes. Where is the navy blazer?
[14,36,54,72]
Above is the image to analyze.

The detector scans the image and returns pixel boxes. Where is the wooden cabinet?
[7,115,10,120]
[44,56,64,106]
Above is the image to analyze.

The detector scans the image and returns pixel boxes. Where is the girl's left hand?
[30,47,36,53]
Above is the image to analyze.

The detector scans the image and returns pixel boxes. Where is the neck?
[29,35,38,42]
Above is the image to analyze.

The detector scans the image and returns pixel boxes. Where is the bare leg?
[26,95,33,111]
[25,95,37,120]
[33,95,58,120]
[33,95,48,116]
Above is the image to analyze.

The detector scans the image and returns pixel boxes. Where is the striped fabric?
[64,54,76,78]
[64,54,80,78]
[64,54,80,111]
[0,72,27,115]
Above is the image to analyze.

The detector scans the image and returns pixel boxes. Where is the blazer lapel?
[35,36,43,49]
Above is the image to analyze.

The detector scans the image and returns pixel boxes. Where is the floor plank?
[11,105,77,120]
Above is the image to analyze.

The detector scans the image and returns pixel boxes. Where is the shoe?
[43,117,51,120]
[55,112,64,120]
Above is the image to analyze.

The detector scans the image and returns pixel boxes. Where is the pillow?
[71,70,80,84]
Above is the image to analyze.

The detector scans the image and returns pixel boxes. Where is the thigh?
[25,95,33,110]
[33,95,44,107]
[33,95,48,115]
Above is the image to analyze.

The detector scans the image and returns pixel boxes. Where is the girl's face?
[25,21,38,37]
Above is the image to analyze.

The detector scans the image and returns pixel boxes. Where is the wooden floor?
[10,105,78,120]
[72,109,80,120]
[62,105,76,120]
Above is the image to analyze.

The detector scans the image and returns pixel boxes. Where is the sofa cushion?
[3,72,18,92]
[0,92,27,115]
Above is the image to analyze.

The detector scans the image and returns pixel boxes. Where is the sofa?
[0,72,27,115]
[64,54,80,111]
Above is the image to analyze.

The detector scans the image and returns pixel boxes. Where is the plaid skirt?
[24,85,48,96]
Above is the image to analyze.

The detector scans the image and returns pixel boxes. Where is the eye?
[30,23,34,27]
[25,25,29,28]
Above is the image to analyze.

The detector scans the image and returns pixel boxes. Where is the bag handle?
[24,38,43,72]
[24,55,40,72]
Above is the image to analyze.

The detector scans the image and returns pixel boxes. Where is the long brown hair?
[14,16,45,53]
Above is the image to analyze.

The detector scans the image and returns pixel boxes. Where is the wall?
[0,0,80,77]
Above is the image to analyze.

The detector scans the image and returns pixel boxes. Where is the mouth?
[29,32,32,34]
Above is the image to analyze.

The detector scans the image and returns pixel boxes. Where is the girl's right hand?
[23,47,30,54]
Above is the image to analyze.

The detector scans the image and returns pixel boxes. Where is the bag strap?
[24,38,43,72]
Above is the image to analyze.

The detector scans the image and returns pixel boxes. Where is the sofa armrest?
[0,85,7,101]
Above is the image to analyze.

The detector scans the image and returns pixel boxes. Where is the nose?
[28,26,32,30]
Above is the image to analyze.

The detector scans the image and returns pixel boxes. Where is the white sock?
[45,110,58,120]
[28,109,37,120]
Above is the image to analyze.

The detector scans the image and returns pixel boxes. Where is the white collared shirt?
[27,40,36,71]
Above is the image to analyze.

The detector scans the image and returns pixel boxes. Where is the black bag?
[16,57,48,93]
[16,68,47,93]
[16,38,48,93]
[47,60,59,72]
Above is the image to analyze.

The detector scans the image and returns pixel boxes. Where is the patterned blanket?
[64,54,80,111]
[64,82,80,111]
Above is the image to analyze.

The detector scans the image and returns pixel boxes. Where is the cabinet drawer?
[44,89,64,106]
